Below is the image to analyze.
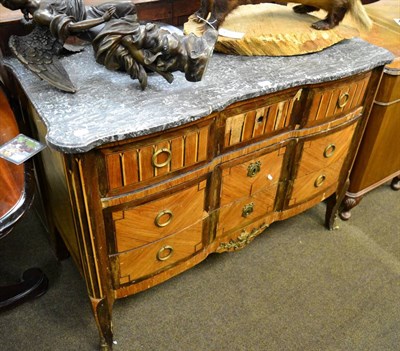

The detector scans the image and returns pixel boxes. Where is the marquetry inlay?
[224,93,300,147]
[306,73,371,124]
[105,124,211,191]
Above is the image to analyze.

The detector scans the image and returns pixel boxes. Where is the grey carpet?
[1,182,399,351]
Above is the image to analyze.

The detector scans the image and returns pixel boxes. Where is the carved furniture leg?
[339,194,364,221]
[325,179,350,230]
[391,176,400,191]
[90,296,115,351]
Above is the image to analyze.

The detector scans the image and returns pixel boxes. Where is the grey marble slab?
[3,38,394,153]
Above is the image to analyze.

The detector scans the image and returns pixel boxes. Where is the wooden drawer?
[102,120,212,193]
[222,90,301,149]
[114,221,204,284]
[112,181,207,253]
[217,185,279,237]
[288,123,357,206]
[296,123,357,178]
[304,72,371,126]
[289,159,345,206]
[219,148,285,207]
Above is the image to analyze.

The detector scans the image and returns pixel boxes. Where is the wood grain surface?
[185,3,359,56]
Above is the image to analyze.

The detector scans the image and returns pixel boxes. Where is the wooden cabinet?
[49,70,380,350]
[339,0,400,218]
[2,37,391,349]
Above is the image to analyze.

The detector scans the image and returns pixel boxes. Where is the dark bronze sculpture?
[0,0,217,92]
[92,15,217,89]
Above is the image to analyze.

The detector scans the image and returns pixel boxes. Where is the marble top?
[3,38,394,153]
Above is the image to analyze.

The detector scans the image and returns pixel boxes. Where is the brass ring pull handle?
[152,148,172,168]
[314,174,327,188]
[323,144,336,158]
[242,202,254,218]
[156,245,174,261]
[154,210,173,227]
[337,92,350,108]
[247,161,261,177]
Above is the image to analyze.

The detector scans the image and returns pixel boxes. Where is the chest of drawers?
[2,39,392,350]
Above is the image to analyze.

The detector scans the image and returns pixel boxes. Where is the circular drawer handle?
[152,148,172,168]
[337,92,350,108]
[154,210,173,227]
[242,202,254,218]
[314,174,327,188]
[156,245,174,261]
[323,144,336,158]
[247,161,261,177]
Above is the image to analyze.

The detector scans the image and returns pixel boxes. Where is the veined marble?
[3,38,394,153]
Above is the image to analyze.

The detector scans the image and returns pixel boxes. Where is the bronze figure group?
[1,0,218,92]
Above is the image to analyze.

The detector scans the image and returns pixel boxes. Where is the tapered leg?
[90,296,115,351]
[325,179,350,230]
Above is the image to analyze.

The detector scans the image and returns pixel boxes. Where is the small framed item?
[0,134,46,165]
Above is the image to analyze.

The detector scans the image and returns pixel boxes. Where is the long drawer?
[111,181,207,253]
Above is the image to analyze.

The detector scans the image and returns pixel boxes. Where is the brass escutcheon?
[323,144,336,158]
[247,161,261,177]
[337,92,350,108]
[154,210,173,227]
[152,148,172,168]
[314,174,327,188]
[156,245,174,261]
[242,202,254,218]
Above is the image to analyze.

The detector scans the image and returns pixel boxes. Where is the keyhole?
[257,116,264,123]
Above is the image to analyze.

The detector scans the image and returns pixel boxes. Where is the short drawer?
[112,181,207,253]
[102,121,212,192]
[217,185,279,237]
[219,148,285,207]
[304,72,371,126]
[222,90,301,149]
[115,221,204,284]
[296,123,357,178]
[288,160,345,206]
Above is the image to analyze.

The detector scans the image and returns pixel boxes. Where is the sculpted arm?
[32,4,115,33]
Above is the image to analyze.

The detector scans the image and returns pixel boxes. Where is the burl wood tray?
[184,3,360,56]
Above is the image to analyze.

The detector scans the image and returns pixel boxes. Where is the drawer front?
[116,221,203,284]
[289,160,345,206]
[217,185,278,237]
[305,72,370,126]
[296,123,357,178]
[103,122,211,192]
[223,90,301,148]
[112,181,207,253]
[220,148,285,207]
